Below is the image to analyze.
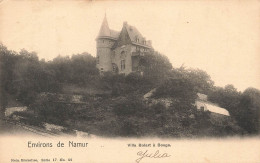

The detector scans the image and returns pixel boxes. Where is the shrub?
[113,97,144,116]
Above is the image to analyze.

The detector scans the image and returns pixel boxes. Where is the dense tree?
[0,44,98,106]
[1,43,258,136]
[0,44,15,114]
[208,85,241,116]
[49,53,99,85]
[139,51,172,84]
[236,88,260,133]
[172,67,214,94]
[208,85,260,134]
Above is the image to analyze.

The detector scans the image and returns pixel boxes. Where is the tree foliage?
[1,43,259,136]
[208,85,260,134]
[208,85,241,115]
[139,51,172,84]
[236,88,260,133]
[0,44,98,106]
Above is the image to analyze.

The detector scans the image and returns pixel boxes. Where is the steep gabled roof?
[111,25,132,49]
[125,24,144,43]
[110,30,120,38]
[111,22,152,49]
[97,15,152,48]
[124,22,152,48]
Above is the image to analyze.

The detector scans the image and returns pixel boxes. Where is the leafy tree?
[0,44,62,105]
[70,53,99,84]
[173,67,214,94]
[208,85,260,134]
[49,53,99,85]
[50,55,73,83]
[153,76,197,105]
[139,51,172,84]
[208,84,241,116]
[236,88,260,133]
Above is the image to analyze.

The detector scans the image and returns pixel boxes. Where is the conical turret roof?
[98,14,111,38]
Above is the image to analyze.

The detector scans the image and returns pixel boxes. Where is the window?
[97,56,99,64]
[102,40,105,43]
[120,51,126,59]
[121,60,125,70]
[135,36,139,43]
[100,68,104,75]
[200,106,205,111]
[112,63,118,73]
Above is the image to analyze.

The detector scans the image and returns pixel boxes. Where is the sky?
[0,0,259,91]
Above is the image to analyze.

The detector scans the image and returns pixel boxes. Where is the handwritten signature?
[136,150,171,163]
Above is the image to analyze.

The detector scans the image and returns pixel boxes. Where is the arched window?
[112,63,118,73]
[121,60,125,70]
[120,51,126,58]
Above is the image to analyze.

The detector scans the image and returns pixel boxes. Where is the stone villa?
[96,15,154,74]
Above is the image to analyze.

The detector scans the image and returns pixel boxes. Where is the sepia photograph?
[0,0,259,162]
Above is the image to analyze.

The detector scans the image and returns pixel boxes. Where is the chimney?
[123,21,128,26]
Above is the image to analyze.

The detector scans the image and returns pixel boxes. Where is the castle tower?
[96,14,117,73]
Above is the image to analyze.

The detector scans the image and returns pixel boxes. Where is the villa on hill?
[96,15,154,75]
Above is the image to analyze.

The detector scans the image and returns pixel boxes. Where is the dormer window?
[135,36,139,43]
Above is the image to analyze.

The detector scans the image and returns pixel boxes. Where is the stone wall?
[113,44,133,74]
[96,38,116,72]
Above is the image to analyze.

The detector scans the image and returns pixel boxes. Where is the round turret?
[96,38,116,72]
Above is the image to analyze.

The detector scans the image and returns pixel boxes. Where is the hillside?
[0,43,259,137]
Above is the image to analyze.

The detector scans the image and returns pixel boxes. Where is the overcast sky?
[0,1,259,91]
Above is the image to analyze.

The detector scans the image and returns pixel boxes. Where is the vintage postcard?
[0,0,260,162]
